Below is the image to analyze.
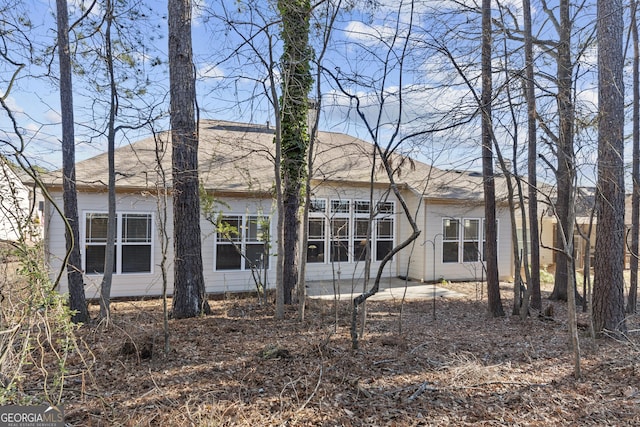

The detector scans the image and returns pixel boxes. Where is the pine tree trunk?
[278,0,313,306]
[56,0,88,323]
[168,0,210,318]
[100,0,117,322]
[481,0,504,317]
[593,0,626,337]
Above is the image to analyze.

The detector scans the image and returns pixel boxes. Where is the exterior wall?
[396,189,426,280]
[47,191,280,298]
[415,200,514,282]
[537,216,598,270]
[46,185,518,299]
[46,184,400,298]
[538,217,556,268]
[46,191,177,298]
[0,164,35,241]
[202,196,276,294]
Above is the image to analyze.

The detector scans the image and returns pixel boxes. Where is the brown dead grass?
[15,279,640,426]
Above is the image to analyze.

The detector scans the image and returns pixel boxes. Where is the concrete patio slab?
[306,277,464,301]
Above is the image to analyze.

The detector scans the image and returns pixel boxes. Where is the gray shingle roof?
[42,119,502,201]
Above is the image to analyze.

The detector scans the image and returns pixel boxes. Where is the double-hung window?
[214,215,270,271]
[353,201,371,262]
[442,219,460,263]
[84,212,153,274]
[307,200,327,263]
[375,202,394,261]
[85,213,112,274]
[442,217,495,263]
[463,219,480,262]
[330,200,350,262]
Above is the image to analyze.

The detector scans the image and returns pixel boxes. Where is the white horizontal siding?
[48,191,172,298]
[395,190,425,280]
[420,201,514,282]
[47,191,278,298]
[202,197,276,293]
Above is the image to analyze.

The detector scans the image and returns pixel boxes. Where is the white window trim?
[213,214,271,272]
[308,198,395,264]
[441,217,499,264]
[442,217,461,264]
[463,218,481,263]
[82,211,155,275]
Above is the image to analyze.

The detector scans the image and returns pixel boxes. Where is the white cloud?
[3,96,24,114]
[197,63,225,79]
[343,21,402,45]
[193,0,208,26]
[44,109,61,124]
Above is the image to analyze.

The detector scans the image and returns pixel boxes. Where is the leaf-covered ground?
[23,282,640,426]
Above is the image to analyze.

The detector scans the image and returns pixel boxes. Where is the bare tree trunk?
[481,0,504,317]
[351,157,420,349]
[346,1,422,349]
[550,0,575,303]
[274,119,285,320]
[494,16,528,317]
[99,0,117,323]
[297,1,339,321]
[153,130,171,355]
[566,228,581,378]
[593,0,626,337]
[628,0,640,315]
[297,99,319,321]
[56,0,88,324]
[523,0,542,311]
[168,0,210,318]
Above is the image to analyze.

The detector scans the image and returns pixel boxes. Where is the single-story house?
[0,156,44,242]
[42,120,516,298]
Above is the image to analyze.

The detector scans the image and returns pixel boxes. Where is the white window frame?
[374,201,395,261]
[330,199,350,263]
[213,214,271,271]
[442,218,461,263]
[83,211,154,275]
[307,199,328,263]
[306,198,395,264]
[463,218,481,262]
[353,200,372,262]
[441,217,499,263]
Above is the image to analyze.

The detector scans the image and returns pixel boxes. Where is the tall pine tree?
[593,0,626,336]
[56,0,88,323]
[168,0,210,318]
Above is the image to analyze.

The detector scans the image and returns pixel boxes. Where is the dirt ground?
[17,280,640,426]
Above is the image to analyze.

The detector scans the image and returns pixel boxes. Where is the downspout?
[422,197,428,281]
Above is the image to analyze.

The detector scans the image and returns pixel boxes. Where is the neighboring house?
[0,156,44,242]
[42,120,515,299]
[537,186,640,273]
[536,186,598,270]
